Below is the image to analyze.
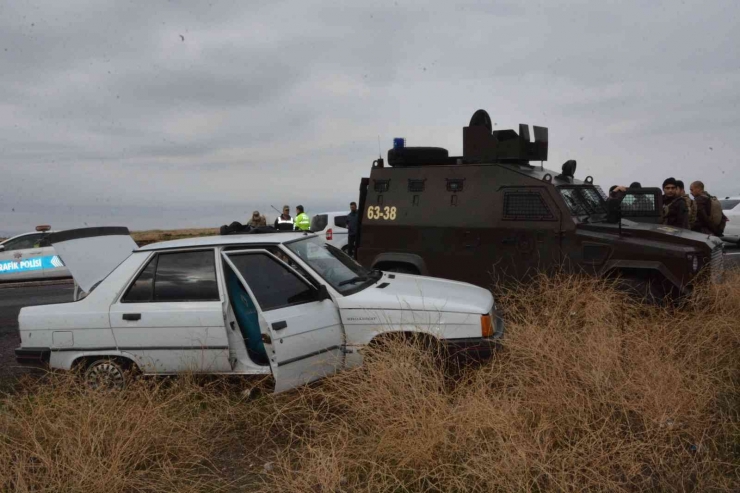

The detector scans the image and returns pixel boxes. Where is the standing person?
[690,181,727,235]
[661,178,689,228]
[346,201,359,257]
[676,180,697,229]
[294,205,311,231]
[274,205,294,231]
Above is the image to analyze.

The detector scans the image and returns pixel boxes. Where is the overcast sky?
[1,0,738,236]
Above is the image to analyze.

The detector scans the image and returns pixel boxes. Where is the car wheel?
[84,358,129,391]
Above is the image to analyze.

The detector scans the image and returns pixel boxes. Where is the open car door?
[222,249,345,392]
[48,227,138,293]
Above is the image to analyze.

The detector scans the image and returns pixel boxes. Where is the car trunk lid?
[48,227,138,292]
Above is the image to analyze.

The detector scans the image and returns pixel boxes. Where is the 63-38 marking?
[367,206,397,221]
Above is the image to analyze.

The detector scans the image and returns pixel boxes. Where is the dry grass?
[1,272,739,492]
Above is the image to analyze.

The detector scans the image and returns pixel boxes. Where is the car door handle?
[122,313,141,321]
[272,321,287,330]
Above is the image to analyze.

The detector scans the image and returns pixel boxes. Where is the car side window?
[228,253,317,311]
[122,250,219,303]
[3,234,42,251]
[123,256,157,302]
[334,215,348,228]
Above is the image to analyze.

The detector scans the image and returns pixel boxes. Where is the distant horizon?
[0,200,353,239]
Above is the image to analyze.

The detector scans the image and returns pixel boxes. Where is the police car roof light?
[35,225,51,232]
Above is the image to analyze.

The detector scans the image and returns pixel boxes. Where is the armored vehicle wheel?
[84,358,132,391]
[616,272,672,303]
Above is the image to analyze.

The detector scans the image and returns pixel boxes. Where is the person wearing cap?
[661,177,688,228]
[294,205,310,231]
[247,211,266,228]
[274,205,294,231]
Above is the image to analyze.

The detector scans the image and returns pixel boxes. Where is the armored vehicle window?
[446,178,465,192]
[374,179,390,192]
[311,214,328,232]
[503,191,555,221]
[408,179,425,192]
[559,187,606,216]
[621,193,659,215]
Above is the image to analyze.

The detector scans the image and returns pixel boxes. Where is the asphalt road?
[0,283,75,389]
[0,248,737,390]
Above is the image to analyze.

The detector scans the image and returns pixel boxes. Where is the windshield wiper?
[337,270,383,287]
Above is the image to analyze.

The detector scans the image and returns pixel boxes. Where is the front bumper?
[443,337,501,360]
[15,347,50,367]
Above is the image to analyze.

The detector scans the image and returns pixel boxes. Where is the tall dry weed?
[256,272,740,492]
[0,376,247,492]
[1,272,738,492]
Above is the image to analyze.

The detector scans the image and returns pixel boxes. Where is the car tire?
[83,358,132,391]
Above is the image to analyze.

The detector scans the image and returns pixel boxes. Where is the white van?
[310,212,350,251]
[15,227,503,392]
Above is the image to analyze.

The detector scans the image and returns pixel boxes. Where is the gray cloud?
[1,0,739,236]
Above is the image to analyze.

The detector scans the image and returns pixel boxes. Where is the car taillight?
[326,229,333,241]
[480,314,493,338]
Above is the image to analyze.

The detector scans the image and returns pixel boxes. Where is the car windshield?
[558,186,607,216]
[285,236,378,295]
[720,199,740,211]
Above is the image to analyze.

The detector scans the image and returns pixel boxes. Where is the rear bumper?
[15,347,50,367]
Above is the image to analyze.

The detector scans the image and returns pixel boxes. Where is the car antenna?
[270,205,281,214]
[377,135,381,159]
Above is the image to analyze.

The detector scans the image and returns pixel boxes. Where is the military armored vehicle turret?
[355,110,724,297]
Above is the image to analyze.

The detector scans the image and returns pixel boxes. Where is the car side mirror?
[317,284,331,301]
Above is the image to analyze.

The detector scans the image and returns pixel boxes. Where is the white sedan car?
[720,196,740,242]
[0,227,69,282]
[16,227,503,392]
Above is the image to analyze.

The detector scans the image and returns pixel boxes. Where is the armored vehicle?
[355,110,724,296]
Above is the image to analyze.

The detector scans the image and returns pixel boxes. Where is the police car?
[15,227,503,392]
[721,196,740,242]
[0,226,69,282]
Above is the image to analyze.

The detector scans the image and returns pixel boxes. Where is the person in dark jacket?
[346,201,359,257]
[661,177,688,228]
[273,205,294,231]
[676,180,697,229]
[690,181,726,235]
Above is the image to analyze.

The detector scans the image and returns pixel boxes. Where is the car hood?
[48,227,138,292]
[337,273,494,314]
[578,220,724,250]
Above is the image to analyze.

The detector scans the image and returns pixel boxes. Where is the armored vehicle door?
[617,188,663,224]
[492,186,563,281]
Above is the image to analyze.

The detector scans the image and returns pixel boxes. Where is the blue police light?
[393,138,406,149]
